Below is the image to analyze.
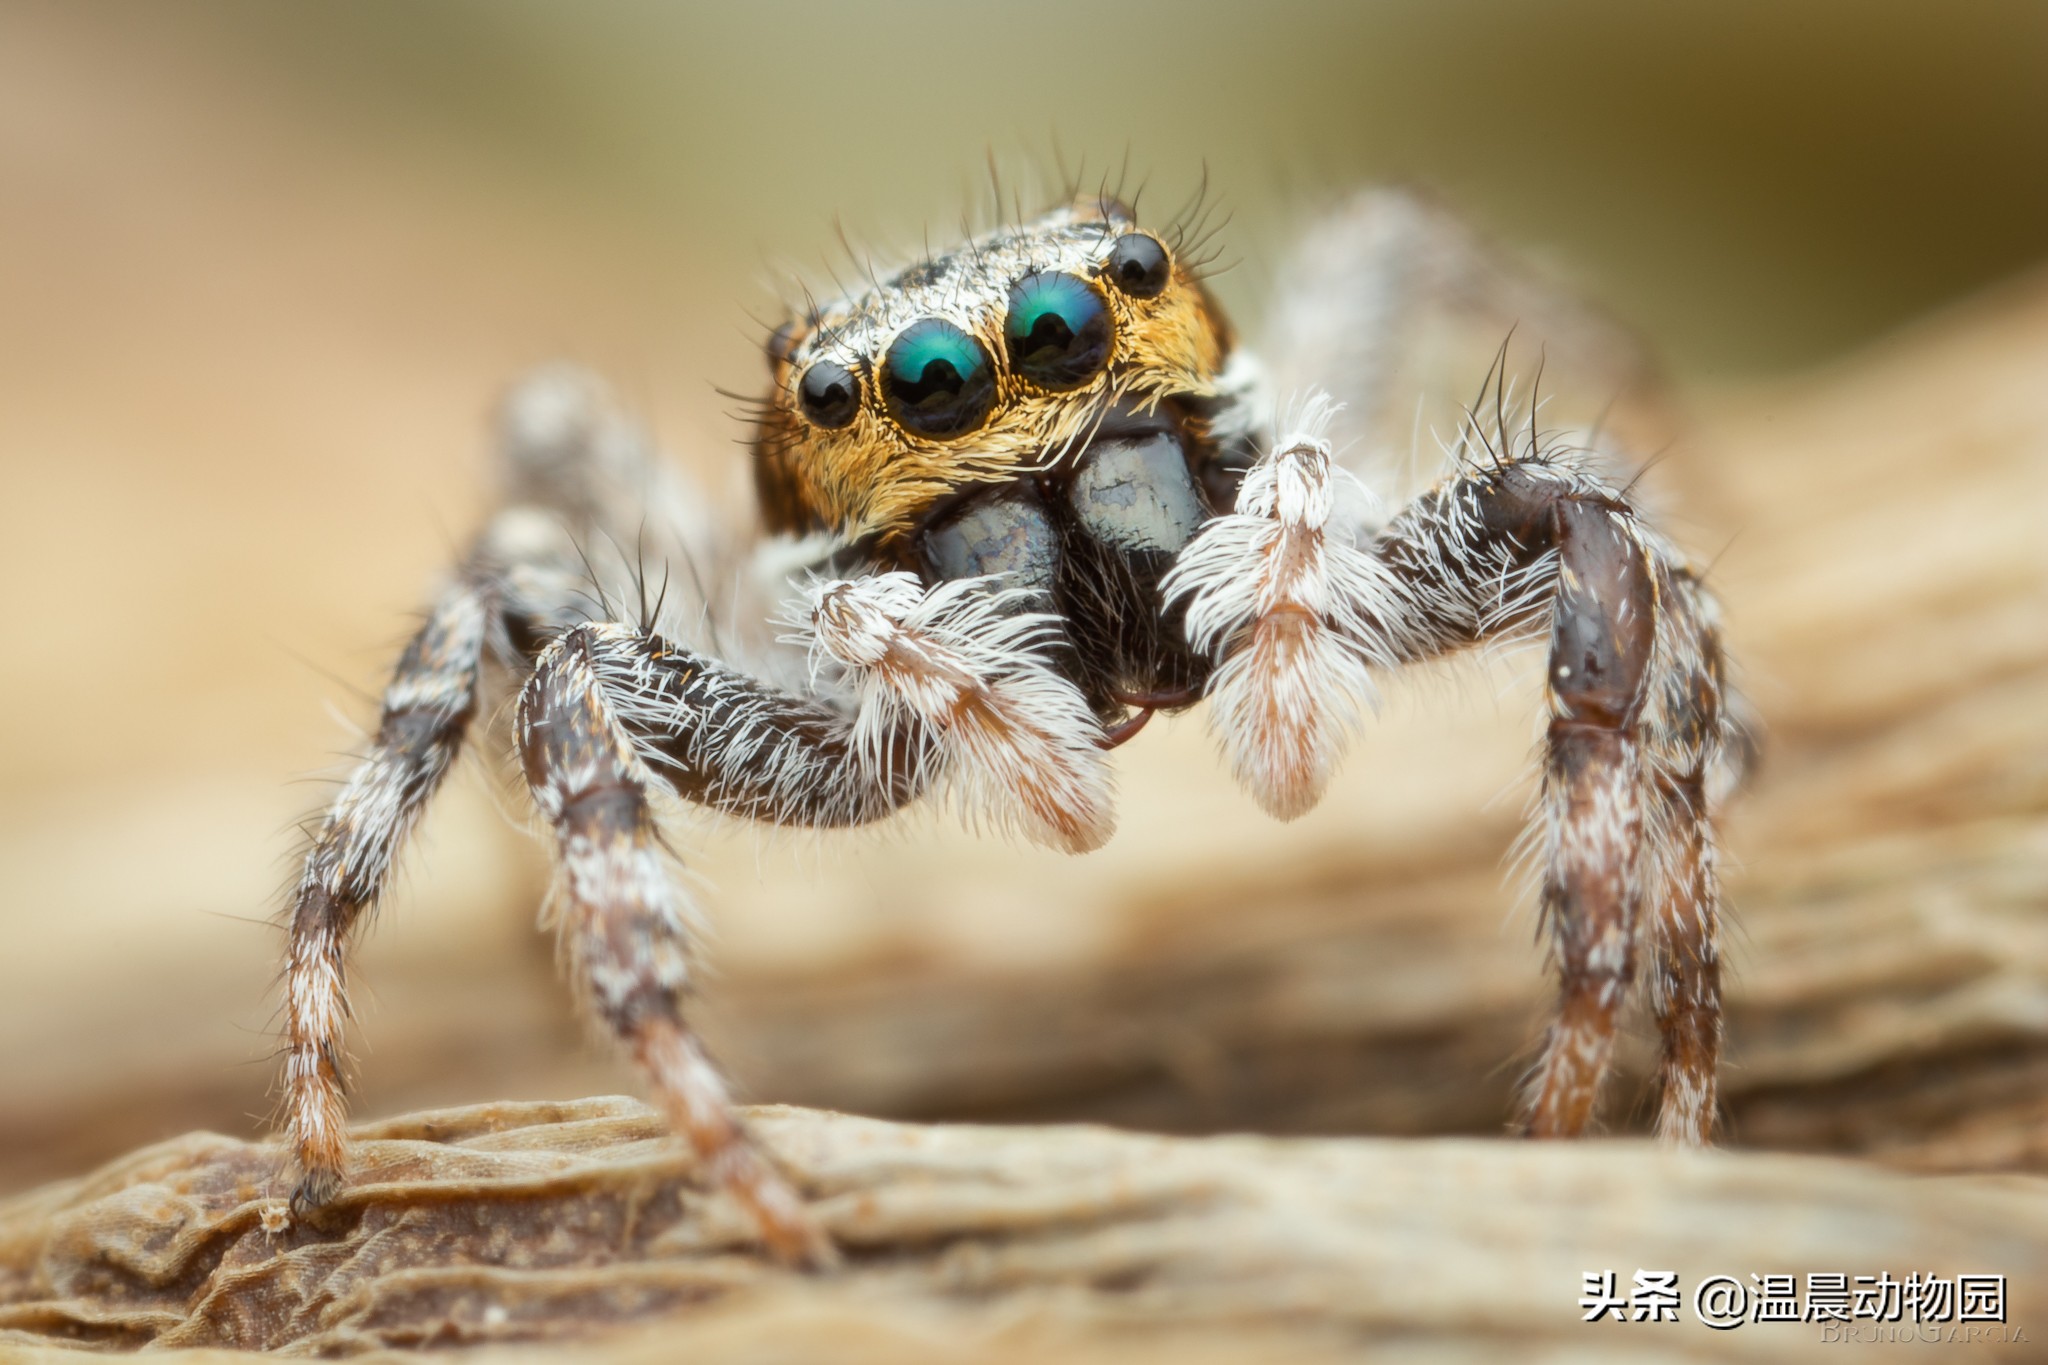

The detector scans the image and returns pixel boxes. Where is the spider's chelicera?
[277,191,1743,1265]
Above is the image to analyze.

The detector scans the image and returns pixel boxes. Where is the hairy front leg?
[1259,188,1669,502]
[1518,496,1656,1136]
[1642,564,1732,1144]
[1173,412,1729,1139]
[282,576,490,1213]
[513,573,1107,1262]
[1647,768,1720,1143]
[517,626,836,1266]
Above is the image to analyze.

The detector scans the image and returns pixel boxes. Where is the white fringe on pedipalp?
[802,572,1115,853]
[1165,395,1417,819]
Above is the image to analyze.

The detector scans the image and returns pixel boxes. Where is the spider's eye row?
[811,244,1159,438]
[1005,271,1113,391]
[1102,232,1170,299]
[797,359,862,429]
[882,319,996,439]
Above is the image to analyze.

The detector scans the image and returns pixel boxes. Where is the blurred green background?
[208,0,2048,374]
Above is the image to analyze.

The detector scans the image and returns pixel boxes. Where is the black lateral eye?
[1005,271,1114,390]
[796,359,861,429]
[1102,232,1170,299]
[882,319,997,439]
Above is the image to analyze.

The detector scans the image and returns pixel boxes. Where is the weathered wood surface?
[3,1098,2044,1361]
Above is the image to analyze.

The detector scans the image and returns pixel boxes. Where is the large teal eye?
[1005,271,1113,390]
[882,319,996,439]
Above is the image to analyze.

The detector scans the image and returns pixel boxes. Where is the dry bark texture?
[3,1097,2046,1362]
[3,218,2046,1364]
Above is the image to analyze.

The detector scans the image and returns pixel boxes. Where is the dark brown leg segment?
[1520,498,1657,1137]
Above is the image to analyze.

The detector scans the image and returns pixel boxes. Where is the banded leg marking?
[518,625,833,1265]
[282,580,489,1212]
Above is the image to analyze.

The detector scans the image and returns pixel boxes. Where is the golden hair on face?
[753,200,1236,547]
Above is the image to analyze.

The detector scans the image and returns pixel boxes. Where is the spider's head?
[751,200,1244,576]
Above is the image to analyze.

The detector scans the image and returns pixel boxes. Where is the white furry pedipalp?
[804,573,1115,853]
[1165,398,1412,819]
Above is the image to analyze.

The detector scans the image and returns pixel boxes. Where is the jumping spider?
[278,186,1742,1264]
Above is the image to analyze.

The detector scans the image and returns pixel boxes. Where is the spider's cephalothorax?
[273,189,1744,1268]
[752,199,1254,721]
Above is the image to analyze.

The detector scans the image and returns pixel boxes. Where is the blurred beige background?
[2,1,2046,1195]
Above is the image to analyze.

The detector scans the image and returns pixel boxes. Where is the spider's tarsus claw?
[287,1167,348,1229]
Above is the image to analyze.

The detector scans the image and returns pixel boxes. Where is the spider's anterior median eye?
[1005,271,1113,390]
[1102,232,1170,299]
[797,359,861,429]
[882,319,996,438]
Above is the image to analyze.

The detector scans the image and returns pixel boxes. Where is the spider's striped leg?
[493,363,726,567]
[516,576,1104,1263]
[280,368,719,1218]
[1645,767,1718,1142]
[1259,188,1668,501]
[1377,470,1718,1137]
[517,626,870,1268]
[483,363,746,652]
[1641,566,1731,1144]
[282,577,491,1214]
